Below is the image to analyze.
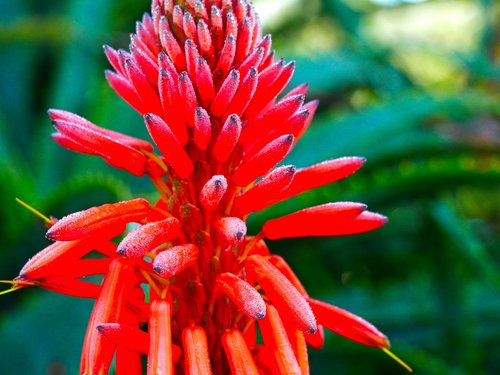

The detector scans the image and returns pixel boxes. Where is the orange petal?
[46,198,150,241]
[97,323,182,362]
[215,272,266,320]
[193,107,212,150]
[153,244,198,279]
[258,304,302,375]
[148,299,174,375]
[215,217,247,245]
[212,114,242,163]
[262,202,383,240]
[117,217,181,258]
[222,329,260,375]
[81,258,139,375]
[280,157,366,201]
[97,323,149,354]
[232,134,294,187]
[245,59,294,119]
[284,325,309,375]
[234,165,295,215]
[223,66,258,119]
[48,109,152,176]
[308,297,390,349]
[144,113,194,178]
[19,239,106,280]
[31,276,101,299]
[199,175,228,211]
[269,255,326,349]
[245,255,316,333]
[240,94,304,147]
[196,57,216,107]
[210,69,240,117]
[182,326,212,375]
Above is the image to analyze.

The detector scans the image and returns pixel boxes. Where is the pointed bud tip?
[228,114,240,123]
[306,325,318,334]
[255,311,266,320]
[116,246,126,256]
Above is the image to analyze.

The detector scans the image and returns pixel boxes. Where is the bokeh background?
[0,0,499,374]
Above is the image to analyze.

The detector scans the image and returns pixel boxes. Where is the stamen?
[0,279,34,295]
[15,198,53,225]
[382,348,413,372]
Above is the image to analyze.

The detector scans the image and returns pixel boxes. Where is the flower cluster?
[4,0,411,374]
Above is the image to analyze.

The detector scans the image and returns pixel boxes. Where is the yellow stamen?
[140,270,163,297]
[239,232,264,263]
[15,198,52,224]
[142,148,169,174]
[0,279,34,296]
[382,348,413,372]
[241,319,255,334]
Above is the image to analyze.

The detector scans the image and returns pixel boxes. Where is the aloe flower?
[3,0,412,373]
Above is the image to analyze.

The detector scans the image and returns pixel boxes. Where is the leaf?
[290,51,409,95]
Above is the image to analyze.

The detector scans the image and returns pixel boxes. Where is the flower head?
[4,0,412,373]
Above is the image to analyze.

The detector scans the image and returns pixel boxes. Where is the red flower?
[3,0,412,373]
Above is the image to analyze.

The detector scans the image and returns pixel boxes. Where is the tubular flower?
[3,0,413,374]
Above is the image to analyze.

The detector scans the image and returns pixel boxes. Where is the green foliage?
[0,0,498,374]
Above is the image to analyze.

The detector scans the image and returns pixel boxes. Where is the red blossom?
[4,0,413,374]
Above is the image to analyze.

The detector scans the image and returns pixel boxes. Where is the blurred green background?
[0,0,499,374]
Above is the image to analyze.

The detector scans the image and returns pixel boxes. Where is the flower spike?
[7,0,409,373]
